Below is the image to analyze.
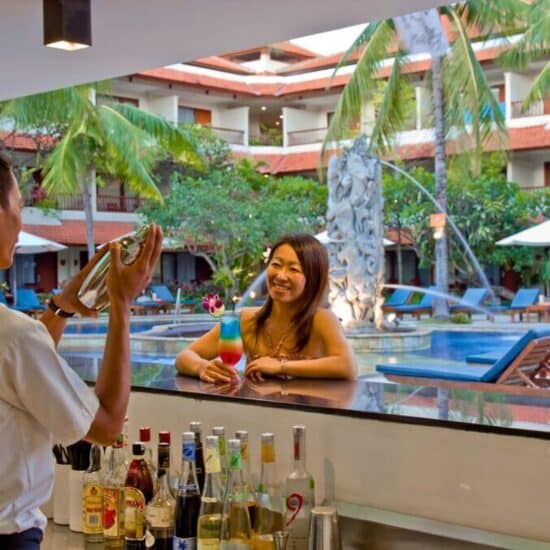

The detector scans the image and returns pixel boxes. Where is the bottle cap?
[261,432,275,444]
[182,431,195,442]
[205,435,219,448]
[159,430,171,444]
[235,430,248,442]
[132,442,145,456]
[189,421,202,434]
[139,427,151,442]
[227,438,240,454]
[212,426,225,437]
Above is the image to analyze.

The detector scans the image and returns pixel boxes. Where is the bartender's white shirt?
[0,305,99,534]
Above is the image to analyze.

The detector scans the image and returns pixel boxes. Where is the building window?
[178,106,195,124]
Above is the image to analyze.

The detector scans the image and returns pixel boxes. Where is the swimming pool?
[64,320,173,334]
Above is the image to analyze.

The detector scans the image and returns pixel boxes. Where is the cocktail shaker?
[77,225,150,311]
[308,506,342,550]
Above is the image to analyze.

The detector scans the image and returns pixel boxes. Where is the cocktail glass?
[219,313,243,380]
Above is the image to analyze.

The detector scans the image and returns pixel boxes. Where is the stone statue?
[326,136,384,329]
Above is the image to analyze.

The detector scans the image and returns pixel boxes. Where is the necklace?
[264,323,290,357]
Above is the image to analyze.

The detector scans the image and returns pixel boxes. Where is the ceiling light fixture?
[43,0,92,51]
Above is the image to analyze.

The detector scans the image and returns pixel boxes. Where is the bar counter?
[66,355,550,546]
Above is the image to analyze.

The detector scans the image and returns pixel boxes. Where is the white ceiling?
[1,0,445,101]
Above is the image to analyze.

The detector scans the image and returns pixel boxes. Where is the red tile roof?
[190,56,254,75]
[22,221,136,245]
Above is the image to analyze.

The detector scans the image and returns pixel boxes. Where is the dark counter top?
[64,354,550,440]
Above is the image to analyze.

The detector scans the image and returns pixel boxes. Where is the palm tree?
[0,85,202,258]
[325,1,520,318]
[499,0,549,110]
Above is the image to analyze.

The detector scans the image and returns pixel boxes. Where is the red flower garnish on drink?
[202,294,225,317]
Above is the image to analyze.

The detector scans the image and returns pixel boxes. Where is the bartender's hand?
[244,356,283,382]
[198,358,239,384]
[107,224,163,309]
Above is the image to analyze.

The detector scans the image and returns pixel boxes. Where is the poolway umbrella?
[497,220,550,296]
[496,220,550,247]
[16,231,67,254]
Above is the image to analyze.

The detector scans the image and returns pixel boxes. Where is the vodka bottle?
[102,435,126,548]
[77,224,150,311]
[174,432,201,548]
[220,439,252,549]
[254,434,284,549]
[82,444,104,543]
[197,435,224,549]
[284,426,314,550]
[145,438,175,549]
[212,427,228,483]
[125,443,154,549]
[190,421,206,492]
[235,430,256,530]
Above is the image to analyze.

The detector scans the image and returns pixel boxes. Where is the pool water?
[64,321,172,335]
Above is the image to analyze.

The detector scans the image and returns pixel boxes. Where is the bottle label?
[285,493,304,525]
[125,487,146,540]
[82,482,104,534]
[240,441,249,460]
[183,442,196,461]
[228,451,241,471]
[173,536,196,549]
[204,447,221,474]
[103,487,122,536]
[197,541,220,549]
[146,505,173,528]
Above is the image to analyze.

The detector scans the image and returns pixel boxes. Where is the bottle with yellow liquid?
[82,445,104,544]
[235,430,256,530]
[253,433,285,549]
[220,439,252,549]
[197,435,224,549]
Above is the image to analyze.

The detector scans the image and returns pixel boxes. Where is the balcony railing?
[521,185,547,193]
[511,100,545,118]
[210,126,245,145]
[96,194,141,213]
[287,127,328,146]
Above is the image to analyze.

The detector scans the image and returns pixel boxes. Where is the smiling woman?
[175,233,357,382]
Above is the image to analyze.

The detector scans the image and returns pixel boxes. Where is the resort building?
[3,24,549,293]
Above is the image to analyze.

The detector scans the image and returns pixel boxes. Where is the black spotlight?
[43,0,92,51]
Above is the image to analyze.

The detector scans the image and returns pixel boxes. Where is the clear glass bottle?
[235,430,256,531]
[174,431,201,548]
[191,421,206,493]
[284,426,314,550]
[212,426,228,482]
[139,426,157,483]
[77,224,150,311]
[254,433,285,549]
[82,444,104,543]
[145,438,175,549]
[197,435,224,549]
[220,439,252,549]
[125,443,154,549]
[103,435,127,549]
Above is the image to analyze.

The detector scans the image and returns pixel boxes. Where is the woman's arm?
[245,309,358,381]
[175,324,220,376]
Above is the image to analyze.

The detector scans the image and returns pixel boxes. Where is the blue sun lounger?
[394,287,436,319]
[381,289,413,313]
[448,288,488,318]
[488,288,540,322]
[376,328,550,388]
[12,289,46,317]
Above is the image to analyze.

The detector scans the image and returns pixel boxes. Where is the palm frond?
[523,61,550,106]
[96,105,163,201]
[41,130,86,194]
[111,103,203,169]
[369,53,412,153]
[455,0,527,35]
[323,20,396,156]
[444,7,506,156]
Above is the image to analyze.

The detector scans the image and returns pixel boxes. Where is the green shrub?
[450,312,472,324]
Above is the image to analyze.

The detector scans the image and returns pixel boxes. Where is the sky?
[291,23,367,56]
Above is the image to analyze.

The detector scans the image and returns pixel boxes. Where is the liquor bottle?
[139,426,157,482]
[190,421,206,492]
[103,435,127,549]
[125,443,154,549]
[77,224,150,311]
[254,434,284,549]
[145,438,175,549]
[235,430,256,530]
[220,439,252,549]
[212,426,228,482]
[82,444,104,543]
[174,432,201,548]
[197,435,224,549]
[284,426,314,550]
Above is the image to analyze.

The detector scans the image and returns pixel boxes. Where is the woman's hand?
[244,356,283,382]
[198,359,240,384]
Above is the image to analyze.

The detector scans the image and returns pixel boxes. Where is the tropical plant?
[499,0,549,109]
[0,85,202,258]
[324,1,521,317]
